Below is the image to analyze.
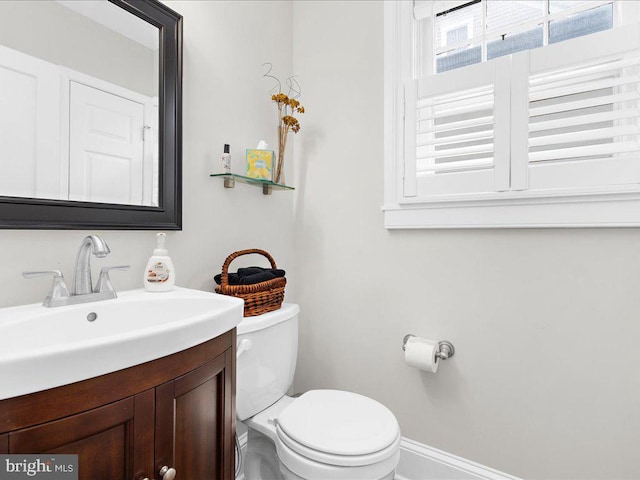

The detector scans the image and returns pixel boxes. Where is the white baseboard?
[236,432,519,480]
[396,438,520,480]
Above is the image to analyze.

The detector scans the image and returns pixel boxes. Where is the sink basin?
[0,287,244,400]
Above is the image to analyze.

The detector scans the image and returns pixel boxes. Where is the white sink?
[0,287,244,400]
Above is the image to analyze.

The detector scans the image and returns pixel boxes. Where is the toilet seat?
[277,389,400,457]
[275,390,400,466]
[277,426,401,467]
[276,433,400,480]
[243,390,401,479]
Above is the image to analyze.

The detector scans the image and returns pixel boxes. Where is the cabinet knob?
[159,466,176,480]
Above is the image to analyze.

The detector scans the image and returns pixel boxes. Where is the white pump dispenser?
[143,233,175,292]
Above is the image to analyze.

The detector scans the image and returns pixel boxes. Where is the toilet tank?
[236,303,299,421]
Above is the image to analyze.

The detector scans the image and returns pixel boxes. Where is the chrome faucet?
[73,235,110,295]
[23,235,129,307]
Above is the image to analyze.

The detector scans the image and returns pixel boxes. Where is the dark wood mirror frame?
[0,0,182,230]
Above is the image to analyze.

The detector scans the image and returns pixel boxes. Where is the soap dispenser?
[144,233,175,292]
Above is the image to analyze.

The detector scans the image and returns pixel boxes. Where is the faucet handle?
[95,265,130,294]
[23,270,71,306]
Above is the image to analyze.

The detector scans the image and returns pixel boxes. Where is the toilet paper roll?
[404,337,439,373]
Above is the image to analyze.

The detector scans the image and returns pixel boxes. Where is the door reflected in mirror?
[0,0,159,206]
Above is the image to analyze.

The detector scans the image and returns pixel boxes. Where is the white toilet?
[237,304,401,480]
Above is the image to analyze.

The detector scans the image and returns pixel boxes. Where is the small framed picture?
[246,149,274,180]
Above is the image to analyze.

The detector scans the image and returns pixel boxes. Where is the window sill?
[382,191,640,228]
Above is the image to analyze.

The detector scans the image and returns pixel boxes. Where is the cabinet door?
[155,349,235,480]
[0,433,7,454]
[9,391,154,480]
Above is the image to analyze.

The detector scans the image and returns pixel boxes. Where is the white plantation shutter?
[512,25,640,192]
[404,57,510,199]
[403,25,640,202]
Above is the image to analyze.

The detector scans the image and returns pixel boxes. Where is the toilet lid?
[277,389,400,456]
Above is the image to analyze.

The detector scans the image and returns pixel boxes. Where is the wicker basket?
[215,249,286,317]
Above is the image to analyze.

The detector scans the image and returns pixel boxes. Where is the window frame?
[383,0,640,228]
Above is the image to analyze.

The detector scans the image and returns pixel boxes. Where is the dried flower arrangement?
[263,63,305,184]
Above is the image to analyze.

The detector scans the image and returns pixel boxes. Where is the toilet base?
[243,429,283,480]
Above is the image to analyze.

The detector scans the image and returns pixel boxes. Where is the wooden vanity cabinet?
[155,349,235,479]
[0,329,236,480]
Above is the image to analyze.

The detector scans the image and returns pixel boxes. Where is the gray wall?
[0,1,156,96]
[291,1,640,478]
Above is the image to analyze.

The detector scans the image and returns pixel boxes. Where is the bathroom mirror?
[0,0,182,229]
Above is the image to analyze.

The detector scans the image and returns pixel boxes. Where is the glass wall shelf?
[210,173,294,195]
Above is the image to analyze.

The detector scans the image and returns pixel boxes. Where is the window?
[384,0,640,228]
[433,1,613,73]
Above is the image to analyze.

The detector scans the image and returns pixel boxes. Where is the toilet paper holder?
[402,334,455,360]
